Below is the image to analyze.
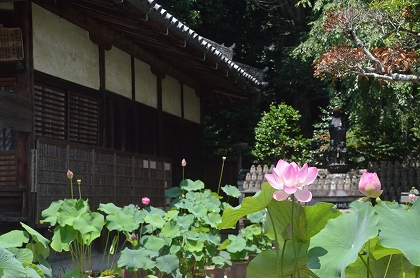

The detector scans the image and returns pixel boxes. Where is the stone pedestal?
[327,163,350,174]
[308,169,366,210]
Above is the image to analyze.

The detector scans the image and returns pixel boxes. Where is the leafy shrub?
[253,103,311,165]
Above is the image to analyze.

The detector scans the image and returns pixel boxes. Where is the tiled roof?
[126,0,266,88]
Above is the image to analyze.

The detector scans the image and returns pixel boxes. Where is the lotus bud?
[142,197,150,206]
[67,170,74,179]
[281,223,292,241]
[181,159,187,167]
[131,232,136,241]
[358,172,383,198]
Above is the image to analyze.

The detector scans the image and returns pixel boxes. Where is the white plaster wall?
[134,59,157,108]
[0,3,13,10]
[105,47,132,98]
[183,85,200,124]
[32,4,99,89]
[162,75,181,117]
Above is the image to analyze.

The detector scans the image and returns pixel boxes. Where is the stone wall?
[368,160,420,202]
[239,165,365,207]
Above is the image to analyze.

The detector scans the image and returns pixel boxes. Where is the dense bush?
[252,103,311,165]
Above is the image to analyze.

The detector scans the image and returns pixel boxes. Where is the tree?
[296,0,420,83]
[253,103,311,165]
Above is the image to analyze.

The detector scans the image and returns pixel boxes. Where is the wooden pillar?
[151,67,165,157]
[14,1,34,225]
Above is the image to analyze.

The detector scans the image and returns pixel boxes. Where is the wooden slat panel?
[0,151,16,187]
[34,84,66,140]
[69,92,98,145]
[35,140,172,225]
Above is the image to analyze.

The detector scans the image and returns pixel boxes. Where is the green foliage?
[293,0,420,164]
[220,181,420,277]
[0,223,52,278]
[204,106,261,167]
[114,181,238,277]
[253,103,311,165]
[307,203,379,277]
[40,182,105,275]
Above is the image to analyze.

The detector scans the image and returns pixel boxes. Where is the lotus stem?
[291,196,300,278]
[267,209,281,278]
[217,157,226,195]
[70,178,74,199]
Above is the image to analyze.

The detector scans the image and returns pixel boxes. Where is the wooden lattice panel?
[69,93,98,145]
[35,140,172,225]
[0,151,16,187]
[34,84,66,140]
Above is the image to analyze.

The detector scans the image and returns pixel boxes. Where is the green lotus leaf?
[185,230,200,241]
[145,213,165,229]
[180,179,205,192]
[24,263,44,278]
[219,183,275,229]
[40,199,63,226]
[172,215,194,232]
[247,210,266,224]
[240,225,262,242]
[298,202,342,241]
[0,246,26,278]
[174,198,193,210]
[164,210,179,221]
[161,221,180,238]
[57,199,89,226]
[203,212,222,227]
[247,242,311,278]
[226,235,246,253]
[165,186,182,198]
[144,206,165,217]
[0,230,28,248]
[51,225,76,252]
[7,247,33,264]
[144,235,165,251]
[189,204,207,218]
[199,230,221,246]
[307,203,378,278]
[73,212,104,234]
[375,200,420,266]
[26,242,50,263]
[264,200,341,243]
[118,248,157,271]
[221,185,242,198]
[202,193,222,213]
[186,240,204,252]
[106,211,138,232]
[21,222,50,249]
[98,202,121,214]
[156,254,179,274]
[73,212,104,245]
[346,252,415,277]
[37,255,52,278]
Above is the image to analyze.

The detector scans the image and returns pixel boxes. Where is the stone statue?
[328,107,348,172]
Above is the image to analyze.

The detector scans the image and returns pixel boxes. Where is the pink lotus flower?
[67,170,73,179]
[265,160,318,202]
[408,193,417,202]
[142,197,150,206]
[181,159,187,167]
[359,172,382,198]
